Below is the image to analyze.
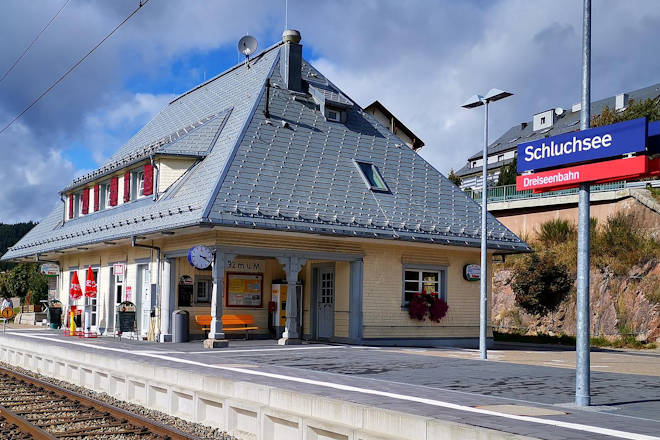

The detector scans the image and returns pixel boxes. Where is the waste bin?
[47,300,62,329]
[172,310,189,343]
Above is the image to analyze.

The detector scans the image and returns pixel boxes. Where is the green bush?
[592,212,660,275]
[511,253,573,316]
[537,219,575,246]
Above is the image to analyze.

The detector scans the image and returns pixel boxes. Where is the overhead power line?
[0,0,150,135]
[0,0,71,85]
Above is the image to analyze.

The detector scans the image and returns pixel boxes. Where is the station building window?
[402,267,447,307]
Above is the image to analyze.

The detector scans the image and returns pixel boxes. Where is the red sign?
[517,156,660,193]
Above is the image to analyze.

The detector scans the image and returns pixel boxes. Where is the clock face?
[188,245,213,270]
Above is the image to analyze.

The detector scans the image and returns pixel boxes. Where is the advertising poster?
[226,273,263,307]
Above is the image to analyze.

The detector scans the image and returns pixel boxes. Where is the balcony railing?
[465,181,632,203]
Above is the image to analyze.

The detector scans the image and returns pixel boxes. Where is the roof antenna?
[285,0,288,29]
[238,35,258,69]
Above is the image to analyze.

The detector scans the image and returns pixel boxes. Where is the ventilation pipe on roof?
[615,93,629,111]
[280,29,303,92]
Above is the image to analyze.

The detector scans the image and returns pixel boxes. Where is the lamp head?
[461,95,485,109]
[484,88,513,102]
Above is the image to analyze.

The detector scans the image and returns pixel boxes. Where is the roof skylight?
[355,161,389,192]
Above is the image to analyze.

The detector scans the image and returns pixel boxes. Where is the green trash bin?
[47,300,62,329]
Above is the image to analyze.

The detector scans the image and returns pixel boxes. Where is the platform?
[0,329,658,440]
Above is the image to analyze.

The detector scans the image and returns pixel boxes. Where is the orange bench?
[194,314,259,339]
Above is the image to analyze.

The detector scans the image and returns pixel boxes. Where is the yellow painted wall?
[53,228,486,341]
[158,158,195,194]
[361,242,490,339]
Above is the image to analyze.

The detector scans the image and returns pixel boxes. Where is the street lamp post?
[462,89,513,360]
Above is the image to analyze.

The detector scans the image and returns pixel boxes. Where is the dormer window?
[131,169,145,199]
[100,181,111,210]
[327,109,341,122]
[75,192,83,217]
[355,161,389,192]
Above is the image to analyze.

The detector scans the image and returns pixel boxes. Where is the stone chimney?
[280,29,303,92]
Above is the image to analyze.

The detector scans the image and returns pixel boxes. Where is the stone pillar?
[277,256,307,345]
[159,258,172,342]
[205,252,234,348]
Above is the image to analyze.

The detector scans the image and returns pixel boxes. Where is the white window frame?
[402,265,447,307]
[74,192,82,218]
[194,276,212,305]
[326,109,341,122]
[100,181,111,210]
[131,169,145,200]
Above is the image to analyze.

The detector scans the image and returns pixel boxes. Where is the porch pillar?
[349,260,363,342]
[159,258,172,342]
[277,256,307,345]
[206,251,234,348]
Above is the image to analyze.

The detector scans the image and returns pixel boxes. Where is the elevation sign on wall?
[517,117,648,173]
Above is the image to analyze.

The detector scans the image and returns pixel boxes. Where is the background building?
[455,83,660,191]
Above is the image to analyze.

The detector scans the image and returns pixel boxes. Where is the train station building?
[2,31,528,346]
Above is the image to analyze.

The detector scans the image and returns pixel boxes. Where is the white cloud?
[1,0,660,223]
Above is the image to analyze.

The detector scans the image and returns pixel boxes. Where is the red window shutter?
[110,177,118,206]
[93,185,100,211]
[124,172,131,203]
[68,194,74,219]
[81,188,90,215]
[143,164,154,196]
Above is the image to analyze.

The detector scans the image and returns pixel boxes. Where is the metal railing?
[464,180,655,203]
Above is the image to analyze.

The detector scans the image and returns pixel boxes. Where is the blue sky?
[1,0,660,223]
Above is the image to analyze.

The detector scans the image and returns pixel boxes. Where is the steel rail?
[0,366,203,440]
[0,404,57,439]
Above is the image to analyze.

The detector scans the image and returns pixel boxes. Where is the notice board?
[226,273,263,307]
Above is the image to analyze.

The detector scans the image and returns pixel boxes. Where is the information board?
[226,273,263,307]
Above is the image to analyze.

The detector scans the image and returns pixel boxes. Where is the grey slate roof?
[3,41,529,260]
[456,82,660,177]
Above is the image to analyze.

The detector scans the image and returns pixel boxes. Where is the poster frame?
[225,272,264,308]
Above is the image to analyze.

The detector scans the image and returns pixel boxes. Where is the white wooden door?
[317,268,335,339]
[140,266,151,337]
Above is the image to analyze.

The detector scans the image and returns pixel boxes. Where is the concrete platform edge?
[0,335,537,440]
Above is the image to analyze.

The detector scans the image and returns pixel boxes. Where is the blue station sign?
[517,117,648,173]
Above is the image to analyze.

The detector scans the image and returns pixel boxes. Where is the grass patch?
[494,331,656,349]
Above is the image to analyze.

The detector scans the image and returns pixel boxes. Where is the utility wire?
[0,0,150,135]
[0,0,71,85]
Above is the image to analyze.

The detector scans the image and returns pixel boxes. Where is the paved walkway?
[1,329,658,440]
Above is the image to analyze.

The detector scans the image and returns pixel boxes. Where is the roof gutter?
[131,236,161,342]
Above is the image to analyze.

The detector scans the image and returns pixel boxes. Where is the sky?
[0,0,659,223]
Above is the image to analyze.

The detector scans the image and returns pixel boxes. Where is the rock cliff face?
[492,260,660,342]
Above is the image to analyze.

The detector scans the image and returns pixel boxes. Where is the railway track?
[0,366,203,440]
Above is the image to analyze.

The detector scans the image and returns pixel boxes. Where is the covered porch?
[159,246,364,345]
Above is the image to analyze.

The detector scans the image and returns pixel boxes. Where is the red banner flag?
[69,271,82,299]
[84,266,97,298]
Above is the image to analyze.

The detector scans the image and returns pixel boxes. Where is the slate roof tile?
[4,41,529,260]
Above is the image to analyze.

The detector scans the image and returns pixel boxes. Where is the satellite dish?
[238,35,258,57]
[555,107,564,116]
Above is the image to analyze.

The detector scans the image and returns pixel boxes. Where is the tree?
[447,169,462,187]
[497,157,517,186]
[4,263,47,303]
[0,222,37,271]
[511,253,572,316]
[591,98,660,128]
